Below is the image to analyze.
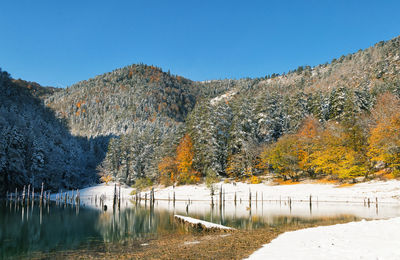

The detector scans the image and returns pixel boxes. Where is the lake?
[1,198,399,259]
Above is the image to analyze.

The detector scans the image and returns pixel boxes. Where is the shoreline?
[46,179,400,259]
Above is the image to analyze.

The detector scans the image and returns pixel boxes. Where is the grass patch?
[313,178,339,185]
[336,183,355,188]
[274,178,301,185]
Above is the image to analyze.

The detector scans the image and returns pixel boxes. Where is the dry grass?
[273,178,301,185]
[336,183,355,188]
[375,169,395,180]
[312,178,339,185]
[382,173,395,180]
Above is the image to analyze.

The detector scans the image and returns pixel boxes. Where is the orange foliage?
[158,156,177,185]
[158,134,200,185]
[312,178,339,185]
[297,116,320,139]
[100,174,113,185]
[336,183,355,188]
[368,110,400,176]
[274,178,301,185]
[76,100,86,108]
[175,134,200,184]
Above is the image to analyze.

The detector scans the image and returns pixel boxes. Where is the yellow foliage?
[249,175,261,184]
[336,183,355,188]
[368,113,400,177]
[158,134,200,185]
[175,134,200,184]
[260,118,367,180]
[100,174,112,185]
[259,135,301,180]
[158,156,177,185]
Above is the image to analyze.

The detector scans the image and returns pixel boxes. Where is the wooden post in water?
[152,187,155,206]
[27,184,30,202]
[368,198,370,207]
[22,186,26,205]
[234,192,237,206]
[40,182,44,204]
[113,183,117,210]
[118,185,121,210]
[76,189,80,206]
[173,191,176,206]
[249,188,252,209]
[223,188,225,209]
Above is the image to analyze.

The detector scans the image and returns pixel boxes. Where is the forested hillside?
[160,36,400,184]
[2,36,400,192]
[44,64,242,184]
[0,69,107,194]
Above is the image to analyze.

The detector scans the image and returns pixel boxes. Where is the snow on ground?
[51,180,400,213]
[174,215,235,230]
[154,180,400,204]
[246,217,400,260]
[210,90,237,105]
[50,182,133,209]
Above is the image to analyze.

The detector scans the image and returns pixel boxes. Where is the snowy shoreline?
[153,180,400,204]
[50,180,400,259]
[246,217,400,260]
[51,179,400,209]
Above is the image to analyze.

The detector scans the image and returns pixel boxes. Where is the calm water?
[1,199,399,259]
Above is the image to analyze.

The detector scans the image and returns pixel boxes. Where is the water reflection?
[1,198,400,259]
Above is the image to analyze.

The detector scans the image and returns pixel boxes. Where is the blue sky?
[1,0,399,87]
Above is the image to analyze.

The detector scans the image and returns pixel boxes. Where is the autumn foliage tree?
[158,134,200,185]
[260,116,368,181]
[158,156,177,186]
[308,122,368,179]
[368,93,400,176]
[296,116,321,177]
[175,134,200,184]
[259,135,301,181]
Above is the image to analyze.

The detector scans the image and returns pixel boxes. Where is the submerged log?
[174,215,235,232]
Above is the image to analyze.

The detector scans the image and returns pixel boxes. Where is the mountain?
[2,36,400,192]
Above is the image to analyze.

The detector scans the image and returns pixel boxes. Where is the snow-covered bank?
[154,180,400,204]
[50,183,133,209]
[49,180,400,221]
[246,217,400,260]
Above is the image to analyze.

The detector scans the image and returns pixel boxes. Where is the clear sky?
[1,0,399,87]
